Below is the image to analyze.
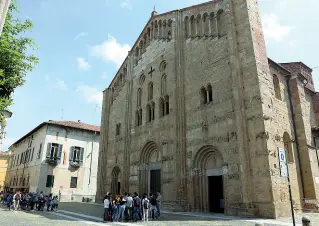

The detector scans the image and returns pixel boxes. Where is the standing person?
[142,194,149,222]
[150,194,157,219]
[13,191,21,211]
[37,191,44,211]
[112,197,118,222]
[103,195,110,222]
[133,192,141,222]
[125,193,133,222]
[47,193,52,211]
[156,192,162,218]
[6,193,13,211]
[25,193,31,211]
[53,196,59,211]
[117,195,126,222]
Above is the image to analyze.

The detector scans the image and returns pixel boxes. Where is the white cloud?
[101,72,108,80]
[262,13,294,41]
[89,35,131,68]
[74,32,88,41]
[120,0,132,9]
[77,57,91,70]
[77,85,103,106]
[57,79,68,90]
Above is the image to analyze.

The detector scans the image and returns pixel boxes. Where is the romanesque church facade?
[97,0,319,218]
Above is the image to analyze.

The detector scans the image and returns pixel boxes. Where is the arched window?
[203,13,209,36]
[147,104,151,122]
[207,84,213,102]
[159,20,163,39]
[139,109,143,125]
[165,95,169,115]
[273,74,281,100]
[135,47,139,66]
[119,73,123,85]
[154,21,158,39]
[196,14,202,37]
[161,74,167,95]
[136,109,143,126]
[210,12,216,37]
[139,41,144,57]
[148,82,153,100]
[137,88,142,107]
[217,9,227,37]
[283,132,294,163]
[159,97,165,117]
[151,102,155,120]
[184,16,189,38]
[201,87,207,104]
[190,16,196,38]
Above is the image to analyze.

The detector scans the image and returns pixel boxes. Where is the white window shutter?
[46,143,52,158]
[80,148,84,166]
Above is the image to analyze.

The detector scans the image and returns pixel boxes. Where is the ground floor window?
[46,175,54,187]
[70,177,77,188]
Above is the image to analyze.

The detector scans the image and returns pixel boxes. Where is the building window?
[37,143,42,159]
[31,147,35,161]
[283,132,294,163]
[273,74,281,100]
[116,123,121,136]
[137,88,142,107]
[148,82,153,100]
[147,102,155,122]
[136,109,143,126]
[201,87,207,104]
[46,175,54,188]
[46,143,63,160]
[69,146,84,165]
[27,174,30,186]
[207,84,213,102]
[70,177,78,188]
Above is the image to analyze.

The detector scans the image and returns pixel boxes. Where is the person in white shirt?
[103,195,110,222]
[125,193,133,221]
[142,194,149,222]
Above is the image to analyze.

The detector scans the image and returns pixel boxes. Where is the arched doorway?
[193,145,224,213]
[139,141,161,196]
[111,166,121,196]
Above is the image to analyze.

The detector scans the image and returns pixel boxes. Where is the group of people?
[0,191,59,211]
[103,192,161,222]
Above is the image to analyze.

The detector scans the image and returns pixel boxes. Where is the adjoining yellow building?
[0,151,11,191]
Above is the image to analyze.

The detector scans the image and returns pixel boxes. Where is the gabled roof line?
[109,0,222,89]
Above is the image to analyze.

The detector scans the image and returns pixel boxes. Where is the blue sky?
[3,0,319,150]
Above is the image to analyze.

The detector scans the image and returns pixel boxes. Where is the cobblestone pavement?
[1,202,319,226]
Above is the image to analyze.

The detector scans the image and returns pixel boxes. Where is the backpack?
[134,197,141,207]
[143,199,149,209]
[15,194,20,200]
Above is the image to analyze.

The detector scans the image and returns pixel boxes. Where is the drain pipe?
[286,75,306,199]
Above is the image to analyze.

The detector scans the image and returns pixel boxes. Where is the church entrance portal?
[150,169,161,194]
[111,166,121,196]
[139,141,162,195]
[208,175,224,213]
[193,145,225,212]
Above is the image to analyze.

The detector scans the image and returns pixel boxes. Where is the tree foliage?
[0,1,39,118]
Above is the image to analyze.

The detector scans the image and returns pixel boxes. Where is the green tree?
[0,0,39,118]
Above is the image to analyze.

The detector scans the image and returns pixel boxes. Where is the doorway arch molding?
[192,145,224,212]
